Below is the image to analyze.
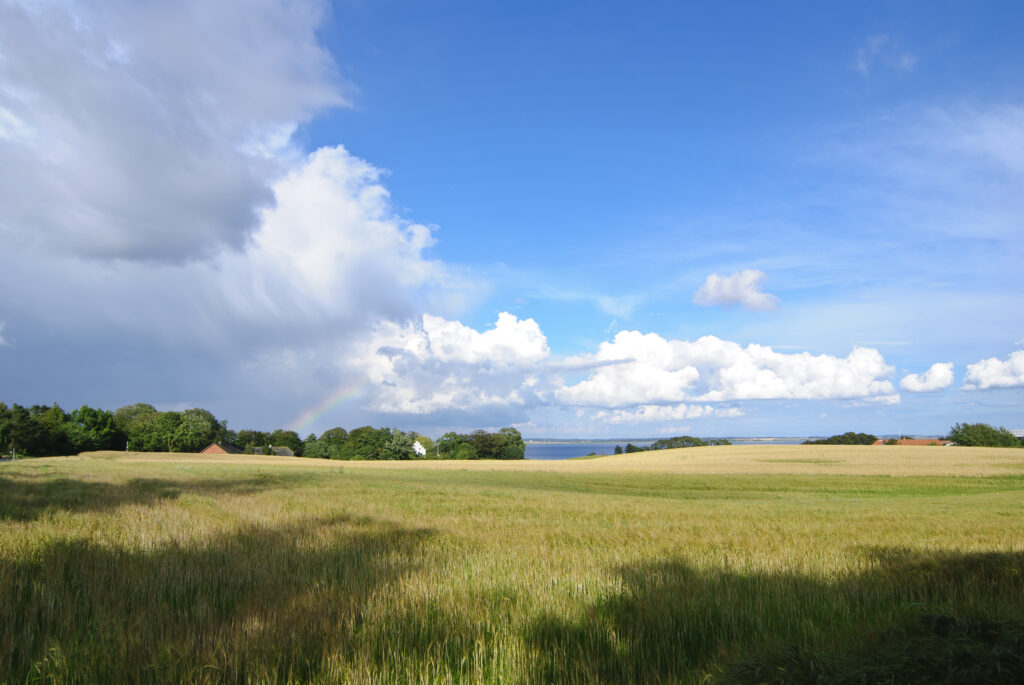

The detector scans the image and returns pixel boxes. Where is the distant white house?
[413,440,427,457]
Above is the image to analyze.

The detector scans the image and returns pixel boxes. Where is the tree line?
[803,424,1023,447]
[610,436,732,454]
[0,401,525,460]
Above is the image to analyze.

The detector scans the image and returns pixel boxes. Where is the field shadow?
[0,514,435,682]
[524,548,1024,683]
[0,472,307,521]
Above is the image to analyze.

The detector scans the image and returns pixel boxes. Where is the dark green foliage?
[804,432,878,445]
[435,428,524,460]
[619,436,728,454]
[526,549,1024,684]
[303,427,349,459]
[3,398,523,461]
[380,429,417,460]
[344,426,391,459]
[270,429,304,456]
[650,435,707,449]
[68,405,123,452]
[436,432,470,459]
[173,408,223,453]
[728,612,1024,684]
[948,422,1021,448]
[237,429,271,454]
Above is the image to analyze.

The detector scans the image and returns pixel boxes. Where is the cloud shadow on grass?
[524,548,1024,683]
[0,513,436,682]
[0,471,311,522]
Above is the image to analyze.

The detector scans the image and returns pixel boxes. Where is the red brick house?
[200,442,244,454]
[872,438,952,446]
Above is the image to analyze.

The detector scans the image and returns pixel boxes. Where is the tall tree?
[948,423,1020,447]
[68,405,123,452]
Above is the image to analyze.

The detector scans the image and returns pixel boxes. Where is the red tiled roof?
[872,438,951,446]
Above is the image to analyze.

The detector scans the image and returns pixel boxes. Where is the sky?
[1,0,1023,439]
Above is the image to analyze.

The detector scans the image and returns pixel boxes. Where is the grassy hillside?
[2,450,1023,682]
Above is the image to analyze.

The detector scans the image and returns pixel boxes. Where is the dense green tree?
[3,404,48,456]
[803,432,877,445]
[31,404,73,455]
[306,427,350,459]
[380,429,416,460]
[496,427,526,459]
[436,432,464,459]
[269,429,303,456]
[650,436,707,450]
[68,405,123,452]
[0,403,10,455]
[113,403,157,432]
[236,430,271,454]
[613,444,623,455]
[172,408,221,452]
[624,443,646,453]
[413,434,435,459]
[466,429,502,458]
[344,426,390,459]
[947,423,1020,447]
[452,442,478,460]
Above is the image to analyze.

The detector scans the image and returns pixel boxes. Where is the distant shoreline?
[525,437,810,445]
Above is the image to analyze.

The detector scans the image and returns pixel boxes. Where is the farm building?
[253,446,295,456]
[871,438,952,446]
[200,442,244,454]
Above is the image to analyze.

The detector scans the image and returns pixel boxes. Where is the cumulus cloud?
[854,34,916,76]
[963,351,1024,390]
[0,142,464,427]
[346,320,897,423]
[558,331,895,407]
[693,270,779,311]
[0,0,344,262]
[900,362,954,392]
[353,313,549,414]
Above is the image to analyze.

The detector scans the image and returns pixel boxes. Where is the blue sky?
[1,0,1022,438]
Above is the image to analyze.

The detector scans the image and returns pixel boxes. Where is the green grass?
[1,457,1023,683]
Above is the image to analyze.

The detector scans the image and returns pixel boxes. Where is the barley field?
[2,446,1023,683]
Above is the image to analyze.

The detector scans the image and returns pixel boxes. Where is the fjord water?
[525,441,654,460]
[524,437,809,460]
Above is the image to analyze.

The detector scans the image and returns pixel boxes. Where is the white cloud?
[558,332,895,406]
[354,313,550,414]
[854,34,916,76]
[963,351,1024,390]
[900,362,954,392]
[0,321,7,346]
[0,0,344,262]
[693,270,779,311]
[0,143,467,420]
[593,403,743,424]
[223,145,445,324]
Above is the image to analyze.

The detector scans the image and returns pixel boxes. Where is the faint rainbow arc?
[287,380,367,434]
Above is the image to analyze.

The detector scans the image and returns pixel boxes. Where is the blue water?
[525,438,808,460]
[525,442,653,460]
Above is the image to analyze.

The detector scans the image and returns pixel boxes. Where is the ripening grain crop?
[2,448,1022,683]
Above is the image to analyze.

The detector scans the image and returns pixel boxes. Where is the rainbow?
[286,380,367,434]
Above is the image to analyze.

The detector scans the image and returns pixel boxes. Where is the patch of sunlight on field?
[2,450,1023,683]
[78,443,1024,477]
